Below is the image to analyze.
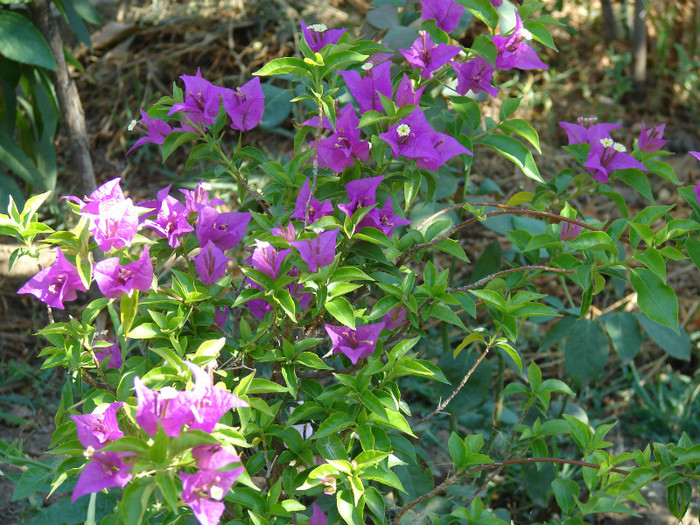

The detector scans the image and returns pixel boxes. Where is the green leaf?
[630,268,678,331]
[121,478,154,525]
[52,0,93,49]
[0,133,47,188]
[471,240,501,282]
[634,247,665,280]
[435,238,470,262]
[616,168,654,201]
[322,51,369,73]
[470,34,498,65]
[600,312,641,363]
[524,20,558,51]
[613,467,657,501]
[325,297,356,329]
[273,288,296,321]
[126,322,160,339]
[667,481,692,520]
[453,332,485,359]
[455,0,499,31]
[448,432,468,469]
[260,83,292,129]
[120,290,139,337]
[337,489,364,525]
[20,191,52,222]
[646,160,681,185]
[635,313,690,361]
[567,230,616,252]
[162,131,199,162]
[248,378,289,394]
[499,119,541,153]
[366,4,399,30]
[451,96,481,129]
[0,12,56,70]
[360,390,389,421]
[563,319,609,388]
[495,340,523,374]
[295,352,332,370]
[430,304,466,329]
[169,431,221,455]
[193,337,225,363]
[255,57,311,76]
[358,110,386,128]
[552,478,579,515]
[476,134,543,183]
[332,267,374,281]
[685,236,700,271]
[155,471,179,514]
[12,467,52,501]
[314,412,354,440]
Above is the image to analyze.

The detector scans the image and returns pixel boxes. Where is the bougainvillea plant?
[3,1,700,524]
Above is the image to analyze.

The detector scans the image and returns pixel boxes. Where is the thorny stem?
[414,340,493,427]
[216,143,270,215]
[414,202,599,232]
[465,404,532,510]
[391,457,634,524]
[87,348,113,392]
[400,205,599,265]
[305,104,324,227]
[80,369,114,394]
[448,265,573,293]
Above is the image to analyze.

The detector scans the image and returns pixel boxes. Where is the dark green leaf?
[0,12,55,70]
[314,412,354,440]
[255,57,311,76]
[616,168,654,201]
[630,268,678,331]
[563,319,609,388]
[600,312,641,363]
[635,313,690,361]
[455,0,499,31]
[476,134,543,183]
[260,83,292,129]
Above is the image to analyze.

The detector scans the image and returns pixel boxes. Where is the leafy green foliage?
[5,2,700,525]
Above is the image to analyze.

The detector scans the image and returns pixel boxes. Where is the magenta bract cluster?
[559,118,648,183]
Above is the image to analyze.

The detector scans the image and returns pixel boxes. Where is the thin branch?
[391,457,634,524]
[400,206,597,265]
[449,266,573,292]
[415,202,601,233]
[232,169,270,215]
[305,104,324,227]
[414,342,492,427]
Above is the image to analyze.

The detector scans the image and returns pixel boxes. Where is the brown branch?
[305,105,324,227]
[414,342,491,427]
[449,266,573,293]
[32,0,96,196]
[400,204,598,265]
[392,457,634,524]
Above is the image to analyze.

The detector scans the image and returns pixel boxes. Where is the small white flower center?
[521,28,533,40]
[254,240,271,249]
[160,386,179,399]
[361,63,373,71]
[128,119,139,131]
[210,486,224,500]
[600,138,614,148]
[312,227,324,234]
[397,124,411,137]
[84,446,96,459]
[612,142,626,152]
[308,24,327,32]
